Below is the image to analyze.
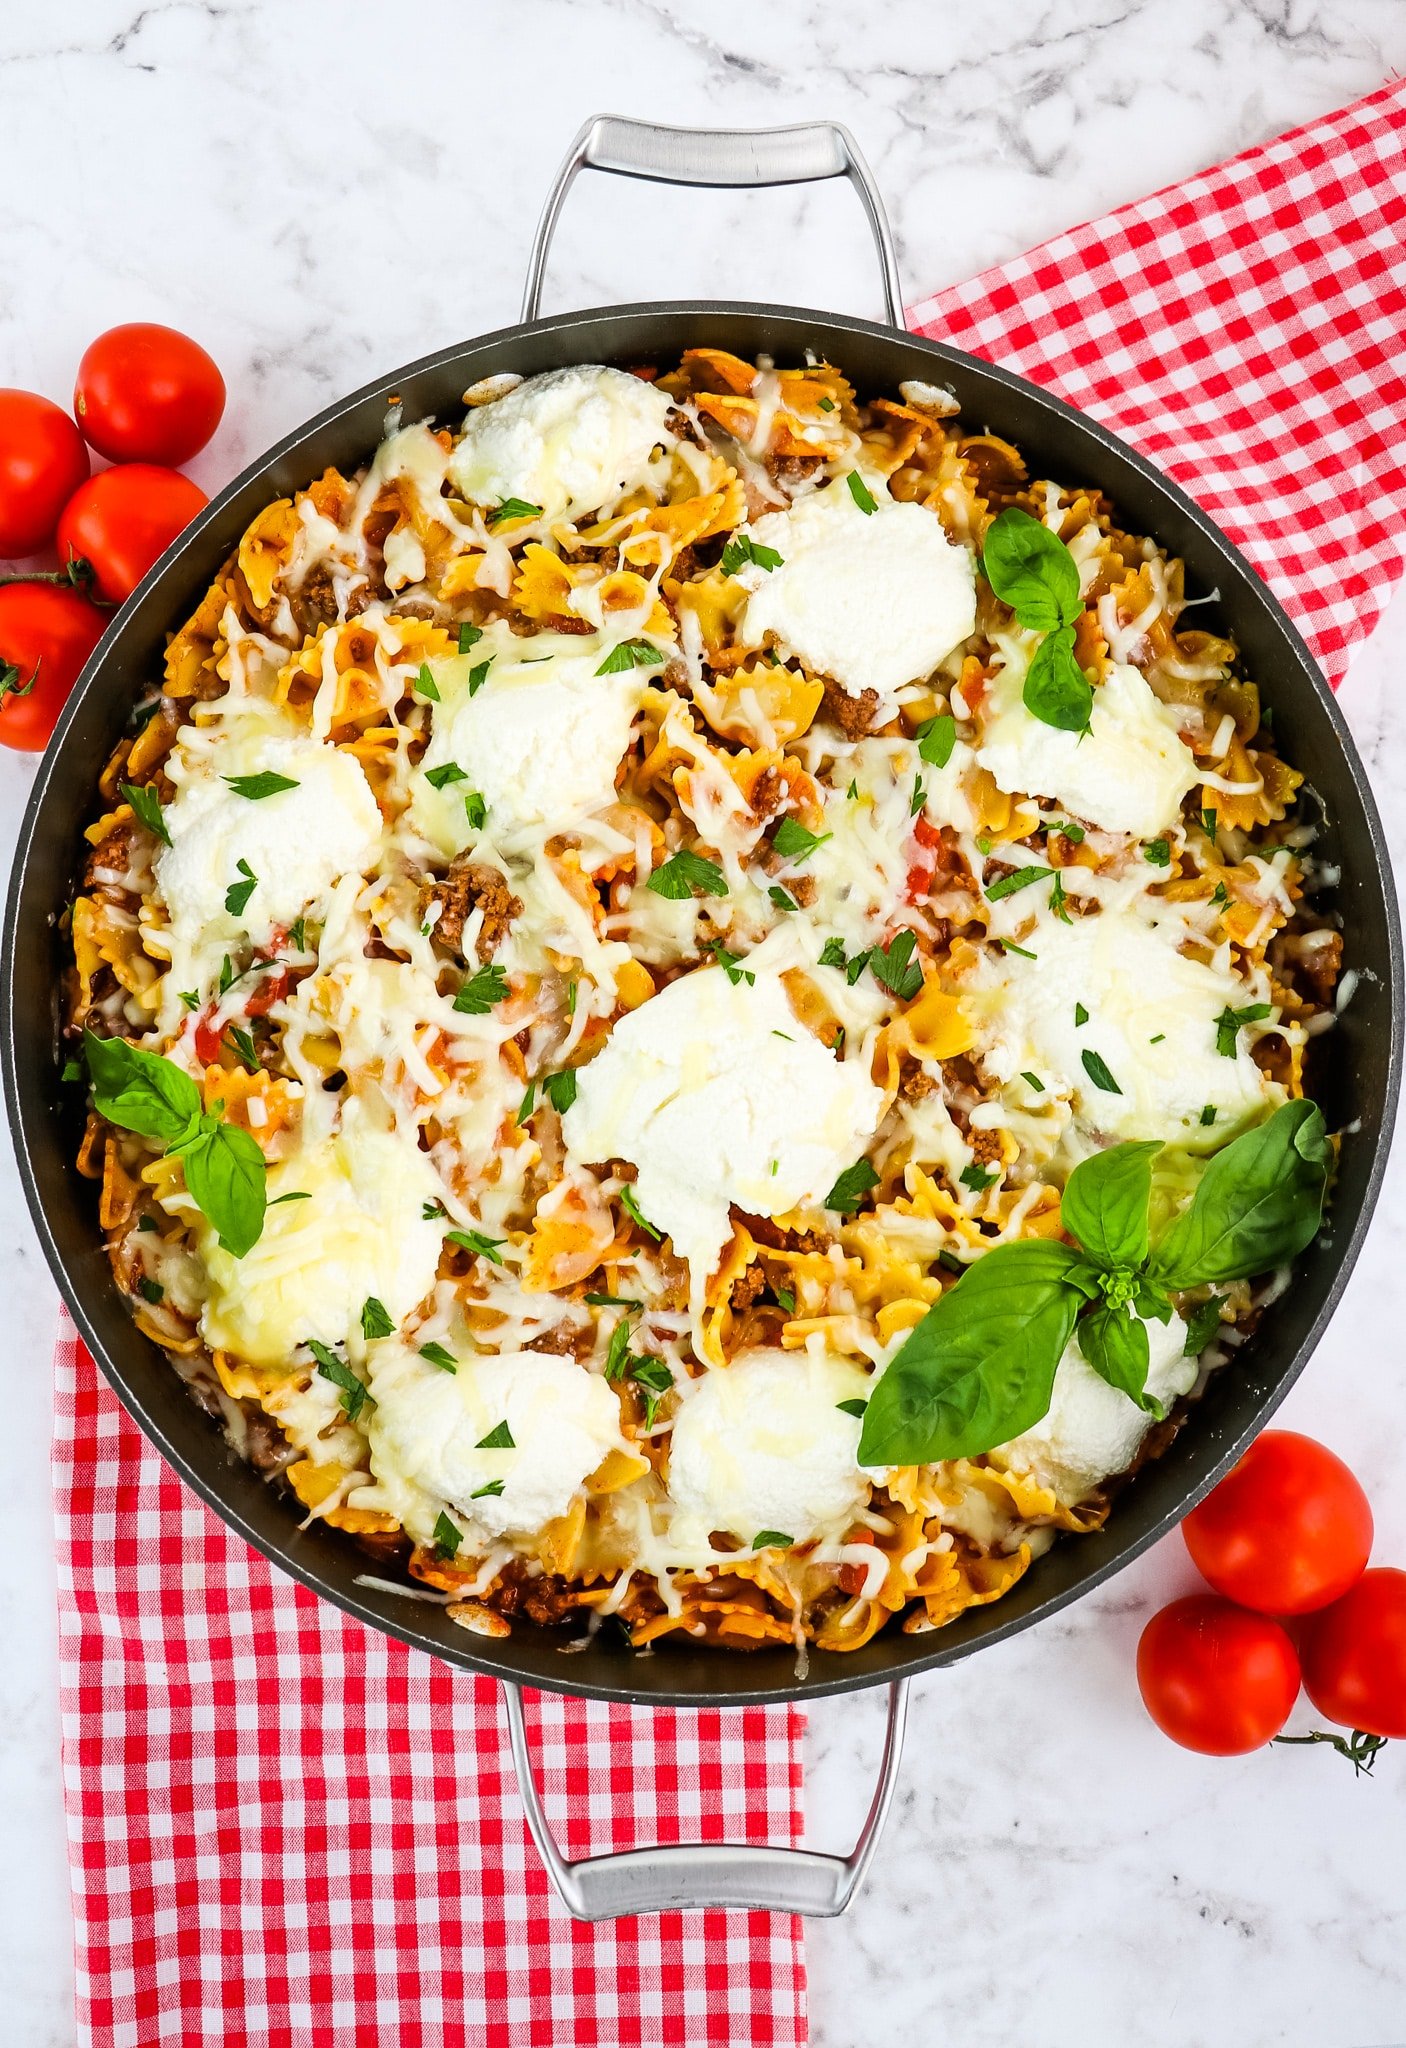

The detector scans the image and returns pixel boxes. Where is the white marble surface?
[3,3,1406,2042]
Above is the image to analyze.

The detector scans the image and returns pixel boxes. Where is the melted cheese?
[561,964,886,1303]
[413,624,648,852]
[978,658,1198,839]
[366,1341,628,1542]
[993,1312,1194,1505]
[968,903,1277,1149]
[735,478,976,711]
[200,1099,444,1364]
[666,1345,871,1545]
[447,365,674,517]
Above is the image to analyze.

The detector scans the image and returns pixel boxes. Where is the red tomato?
[1137,1594,1300,1755]
[74,323,225,466]
[0,390,91,556]
[0,583,106,749]
[57,465,207,604]
[905,811,945,903]
[1183,1430,1372,1616]
[1301,1568,1406,1738]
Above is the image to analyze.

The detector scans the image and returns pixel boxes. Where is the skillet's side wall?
[6,305,1399,1707]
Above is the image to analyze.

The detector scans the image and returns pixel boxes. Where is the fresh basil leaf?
[858,1239,1084,1464]
[309,1341,371,1423]
[916,713,957,768]
[646,848,728,900]
[868,929,923,1002]
[475,1420,514,1449]
[1181,1294,1226,1356]
[845,470,878,515]
[181,1120,267,1257]
[752,1530,793,1550]
[82,1031,202,1146]
[980,507,1082,631]
[720,533,784,576]
[1079,1303,1159,1413]
[825,1158,879,1213]
[1023,624,1093,734]
[419,1342,458,1373]
[1060,1140,1161,1270]
[487,497,543,525]
[223,772,299,800]
[361,1296,396,1340]
[1081,1048,1122,1095]
[433,1510,463,1558]
[596,639,664,676]
[772,816,830,862]
[224,858,258,919]
[1149,1101,1332,1289]
[445,1227,506,1264]
[424,761,467,790]
[453,962,509,1014]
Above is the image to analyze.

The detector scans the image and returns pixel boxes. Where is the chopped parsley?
[825,1158,879,1213]
[720,532,783,577]
[471,1480,506,1499]
[136,1275,164,1304]
[1200,1105,1218,1126]
[1074,1002,1089,1027]
[414,663,440,701]
[845,470,878,514]
[1049,870,1071,923]
[517,1082,535,1125]
[487,497,542,525]
[224,771,299,800]
[463,791,487,830]
[910,776,927,817]
[419,1341,458,1373]
[1215,1003,1272,1057]
[819,936,849,970]
[596,639,664,675]
[752,1530,793,1550]
[453,961,509,1014]
[445,1227,506,1264]
[960,1162,999,1192]
[225,1024,260,1075]
[457,622,483,654]
[604,1320,635,1382]
[985,864,1052,902]
[566,979,578,1018]
[542,1068,578,1114]
[776,1289,797,1314]
[309,1342,372,1422]
[224,859,258,919]
[424,761,467,790]
[361,1296,396,1340]
[846,779,859,801]
[433,1511,463,1559]
[467,659,492,696]
[586,1292,641,1309]
[771,816,830,863]
[709,940,755,987]
[836,1397,868,1419]
[1210,882,1231,910]
[422,1199,446,1220]
[1144,838,1172,867]
[1081,1048,1122,1094]
[916,713,957,768]
[1048,819,1084,843]
[817,395,836,412]
[288,916,307,952]
[620,1185,661,1239]
[1203,807,1218,839]
[1021,1070,1045,1092]
[868,929,923,1002]
[646,848,728,900]
[177,991,199,1012]
[768,886,798,912]
[121,782,170,846]
[475,1420,515,1450]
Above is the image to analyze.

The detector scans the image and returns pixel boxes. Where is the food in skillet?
[67,352,1341,1653]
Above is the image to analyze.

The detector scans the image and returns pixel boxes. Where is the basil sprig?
[858,1100,1330,1466]
[82,1031,267,1257]
[980,507,1092,735]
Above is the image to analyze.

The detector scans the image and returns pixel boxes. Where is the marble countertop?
[4,4,1406,2042]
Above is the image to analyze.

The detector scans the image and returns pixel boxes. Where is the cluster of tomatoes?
[0,323,223,748]
[1138,1430,1404,1761]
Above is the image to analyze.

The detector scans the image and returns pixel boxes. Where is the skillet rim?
[5,298,1401,1706]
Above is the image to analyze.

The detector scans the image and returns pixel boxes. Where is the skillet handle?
[503,1675,909,1920]
[521,113,904,328]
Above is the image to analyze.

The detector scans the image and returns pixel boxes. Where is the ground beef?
[292,563,340,631]
[83,819,138,889]
[492,1564,583,1628]
[739,1212,833,1256]
[525,1324,584,1357]
[665,406,706,449]
[422,859,521,961]
[820,676,880,739]
[729,1263,768,1312]
[771,454,824,485]
[968,1126,1003,1165]
[898,1058,937,1102]
[750,768,784,819]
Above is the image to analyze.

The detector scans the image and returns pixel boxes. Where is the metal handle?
[522,113,904,328]
[504,1676,909,1920]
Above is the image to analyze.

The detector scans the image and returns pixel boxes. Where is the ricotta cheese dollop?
[414,626,647,851]
[157,733,383,948]
[992,1311,1194,1505]
[735,478,976,715]
[447,365,675,519]
[561,964,886,1300]
[969,904,1276,1147]
[978,658,1198,840]
[366,1342,628,1542]
[666,1345,872,1546]
[199,1100,444,1365]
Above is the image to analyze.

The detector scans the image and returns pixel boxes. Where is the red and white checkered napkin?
[53,76,1406,2048]
[53,1322,805,2048]
[909,75,1406,686]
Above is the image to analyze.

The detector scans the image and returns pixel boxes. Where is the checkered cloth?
[909,75,1406,686]
[53,75,1406,2048]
